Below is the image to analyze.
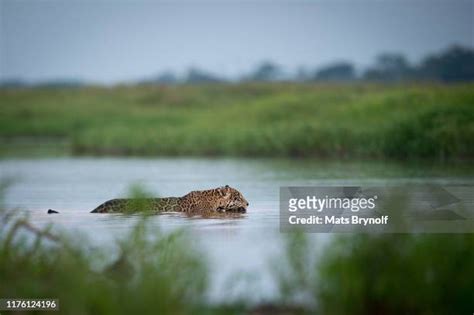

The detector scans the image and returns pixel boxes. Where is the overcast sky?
[1,0,473,84]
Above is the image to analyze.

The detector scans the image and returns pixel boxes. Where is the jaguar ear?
[218,186,231,197]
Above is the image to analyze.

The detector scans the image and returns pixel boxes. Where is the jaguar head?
[216,185,249,213]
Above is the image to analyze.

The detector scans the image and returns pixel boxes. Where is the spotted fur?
[90,185,249,214]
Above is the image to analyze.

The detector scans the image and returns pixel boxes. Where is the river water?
[1,157,473,303]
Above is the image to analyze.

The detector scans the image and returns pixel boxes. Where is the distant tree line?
[143,45,474,84]
[2,45,473,87]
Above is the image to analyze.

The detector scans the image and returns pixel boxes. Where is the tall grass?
[1,83,473,159]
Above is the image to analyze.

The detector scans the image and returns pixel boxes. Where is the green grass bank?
[1,83,473,159]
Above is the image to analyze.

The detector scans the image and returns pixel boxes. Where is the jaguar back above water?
[47,186,249,214]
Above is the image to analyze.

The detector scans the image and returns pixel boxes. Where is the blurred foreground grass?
[275,232,474,315]
[1,83,473,159]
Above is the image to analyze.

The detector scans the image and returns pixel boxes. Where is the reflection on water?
[1,158,473,303]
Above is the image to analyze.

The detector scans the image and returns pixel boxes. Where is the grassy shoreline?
[1,83,473,159]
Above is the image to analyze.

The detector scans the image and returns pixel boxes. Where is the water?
[1,157,473,303]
